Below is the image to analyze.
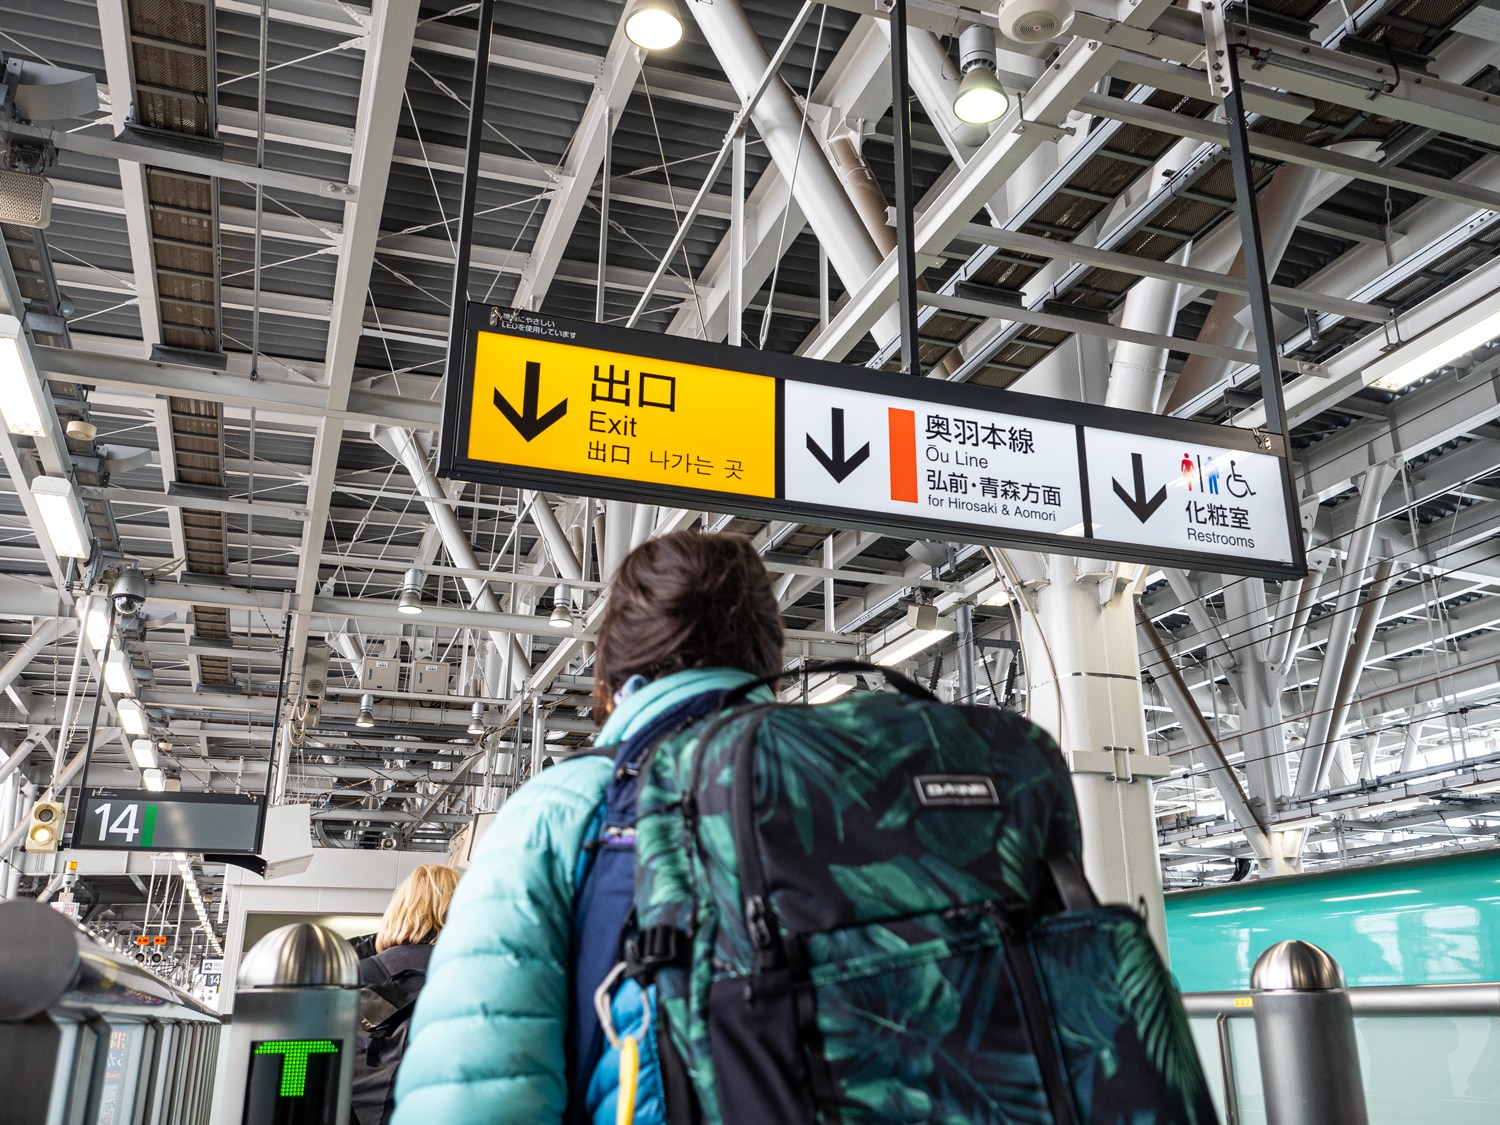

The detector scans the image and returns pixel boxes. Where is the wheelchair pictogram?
[1224,460,1255,499]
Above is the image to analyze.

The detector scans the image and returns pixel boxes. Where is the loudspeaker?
[0,168,52,228]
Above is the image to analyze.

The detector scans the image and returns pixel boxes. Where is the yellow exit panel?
[467,332,777,498]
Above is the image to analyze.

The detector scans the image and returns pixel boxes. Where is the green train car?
[1163,848,1500,992]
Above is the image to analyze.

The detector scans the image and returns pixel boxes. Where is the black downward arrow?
[806,407,870,483]
[493,361,568,442]
[1112,452,1168,523]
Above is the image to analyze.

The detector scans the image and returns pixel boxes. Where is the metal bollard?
[213,922,361,1125]
[1251,940,1370,1125]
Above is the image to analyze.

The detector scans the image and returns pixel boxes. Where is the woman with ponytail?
[393,532,784,1125]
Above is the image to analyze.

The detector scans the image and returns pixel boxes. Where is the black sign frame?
[439,304,1306,580]
[72,789,266,854]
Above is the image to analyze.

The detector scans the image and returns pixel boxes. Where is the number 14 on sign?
[91,802,140,843]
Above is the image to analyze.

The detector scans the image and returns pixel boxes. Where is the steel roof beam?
[281,0,419,793]
[1078,92,1500,216]
[4,119,353,201]
[802,0,1177,363]
[957,223,1387,323]
[509,18,642,312]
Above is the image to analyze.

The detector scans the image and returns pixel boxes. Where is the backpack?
[623,663,1218,1125]
[352,946,430,1125]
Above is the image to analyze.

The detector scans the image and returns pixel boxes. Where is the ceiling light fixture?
[467,701,486,736]
[131,738,157,769]
[356,693,376,728]
[625,0,683,50]
[549,585,573,629]
[1367,295,1500,391]
[807,673,858,705]
[104,650,135,697]
[952,25,1011,125]
[117,698,148,737]
[397,568,425,615]
[0,313,49,436]
[30,475,91,559]
[874,619,955,667]
[78,595,112,651]
[142,767,165,792]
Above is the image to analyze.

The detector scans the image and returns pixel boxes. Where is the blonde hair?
[375,864,461,953]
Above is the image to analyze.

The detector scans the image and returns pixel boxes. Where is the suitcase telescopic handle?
[721,659,939,707]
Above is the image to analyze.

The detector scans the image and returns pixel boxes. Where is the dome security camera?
[996,0,1075,43]
[111,567,147,618]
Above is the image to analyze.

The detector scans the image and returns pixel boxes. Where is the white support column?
[1013,560,1170,950]
[1298,461,1397,793]
[1166,162,1320,410]
[1106,243,1192,413]
[687,0,891,336]
[372,427,530,692]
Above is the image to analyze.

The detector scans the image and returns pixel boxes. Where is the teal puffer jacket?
[391,668,763,1125]
[390,754,612,1124]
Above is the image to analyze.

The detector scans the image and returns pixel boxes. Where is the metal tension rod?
[444,0,498,399]
[889,0,922,376]
[1217,13,1308,572]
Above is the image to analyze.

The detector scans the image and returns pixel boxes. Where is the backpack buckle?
[624,925,688,981]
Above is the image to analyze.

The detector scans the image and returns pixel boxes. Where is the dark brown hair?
[592,531,784,720]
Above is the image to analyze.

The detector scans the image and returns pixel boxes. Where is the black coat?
[351,943,434,1125]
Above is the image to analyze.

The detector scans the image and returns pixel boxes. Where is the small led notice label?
[253,1040,339,1097]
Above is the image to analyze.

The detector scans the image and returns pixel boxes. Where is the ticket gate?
[211,921,360,1125]
[0,900,221,1125]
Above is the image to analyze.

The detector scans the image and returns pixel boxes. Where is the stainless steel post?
[212,922,360,1125]
[1251,940,1369,1125]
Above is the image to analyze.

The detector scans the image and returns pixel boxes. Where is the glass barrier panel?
[1355,1015,1500,1125]
[1188,1011,1500,1125]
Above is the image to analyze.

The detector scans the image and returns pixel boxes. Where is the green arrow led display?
[253,1040,339,1097]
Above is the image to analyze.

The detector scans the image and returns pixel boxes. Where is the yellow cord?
[616,1035,640,1125]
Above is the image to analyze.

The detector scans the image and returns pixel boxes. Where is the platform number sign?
[73,790,264,854]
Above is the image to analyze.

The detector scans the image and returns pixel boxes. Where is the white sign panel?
[1084,429,1294,566]
[783,382,1086,540]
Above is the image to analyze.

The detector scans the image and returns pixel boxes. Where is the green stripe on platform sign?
[140,803,157,848]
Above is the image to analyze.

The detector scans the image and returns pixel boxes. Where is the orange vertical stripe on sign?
[889,408,918,502]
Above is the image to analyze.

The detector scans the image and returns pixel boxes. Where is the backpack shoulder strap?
[721,659,938,707]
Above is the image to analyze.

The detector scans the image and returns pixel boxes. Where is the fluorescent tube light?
[0,313,49,437]
[1367,295,1500,391]
[78,596,111,651]
[874,621,955,667]
[104,650,135,696]
[31,476,91,559]
[131,738,157,769]
[142,768,165,792]
[117,698,148,737]
[807,673,858,705]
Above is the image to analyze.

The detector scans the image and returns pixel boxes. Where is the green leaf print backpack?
[625,662,1217,1125]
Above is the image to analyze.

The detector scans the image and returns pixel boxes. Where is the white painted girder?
[284,0,420,698]
[509,19,642,312]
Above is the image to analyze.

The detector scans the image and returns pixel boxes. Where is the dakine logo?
[913,774,1001,807]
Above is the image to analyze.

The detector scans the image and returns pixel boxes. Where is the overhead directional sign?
[440,306,1305,578]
